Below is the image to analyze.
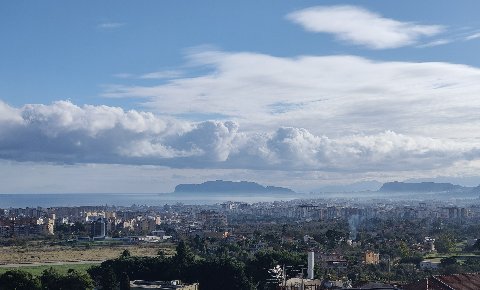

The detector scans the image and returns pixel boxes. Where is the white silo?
[307,251,314,279]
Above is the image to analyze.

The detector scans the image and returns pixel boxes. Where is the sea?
[0,192,299,208]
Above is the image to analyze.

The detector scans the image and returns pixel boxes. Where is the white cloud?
[417,39,452,48]
[287,5,443,49]
[465,32,480,40]
[97,22,125,29]
[21,101,169,137]
[104,50,480,141]
[0,101,22,123]
[140,70,184,79]
[230,128,476,172]
[0,100,479,175]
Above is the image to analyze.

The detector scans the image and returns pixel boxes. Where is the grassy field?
[0,262,98,276]
[424,248,480,265]
[0,242,175,264]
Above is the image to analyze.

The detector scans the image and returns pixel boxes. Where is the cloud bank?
[0,101,478,173]
[105,50,480,140]
[287,5,443,49]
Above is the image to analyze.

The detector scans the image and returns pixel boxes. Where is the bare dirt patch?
[0,243,174,264]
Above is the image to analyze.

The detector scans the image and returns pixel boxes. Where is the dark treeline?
[88,241,305,290]
[0,241,305,290]
[0,268,93,290]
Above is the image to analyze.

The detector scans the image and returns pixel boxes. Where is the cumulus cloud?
[104,50,480,140]
[0,101,478,173]
[0,101,244,167]
[287,5,443,49]
[230,128,476,172]
[0,101,22,123]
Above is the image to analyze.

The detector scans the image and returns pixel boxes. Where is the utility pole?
[301,267,307,290]
[388,255,391,284]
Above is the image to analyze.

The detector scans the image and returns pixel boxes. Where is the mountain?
[405,176,480,187]
[379,181,466,193]
[174,180,295,194]
[471,185,480,194]
[316,181,383,193]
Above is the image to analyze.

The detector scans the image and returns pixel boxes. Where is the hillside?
[174,180,295,194]
[379,181,466,192]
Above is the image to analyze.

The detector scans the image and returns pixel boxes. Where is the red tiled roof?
[433,273,480,290]
[404,273,480,290]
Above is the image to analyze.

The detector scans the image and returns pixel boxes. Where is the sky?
[2,1,480,193]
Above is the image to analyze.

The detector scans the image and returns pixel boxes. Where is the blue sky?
[2,0,480,107]
[2,1,480,193]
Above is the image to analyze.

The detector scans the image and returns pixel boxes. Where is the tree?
[399,241,411,258]
[463,257,480,272]
[157,249,167,259]
[40,268,94,290]
[119,272,131,290]
[436,234,455,253]
[472,239,480,251]
[193,235,206,253]
[173,240,195,266]
[440,256,458,266]
[121,249,132,259]
[40,268,62,290]
[325,229,345,249]
[199,257,254,290]
[63,269,94,290]
[103,266,118,290]
[172,240,197,281]
[88,265,118,290]
[0,270,40,290]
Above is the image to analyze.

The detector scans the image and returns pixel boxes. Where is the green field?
[0,262,99,277]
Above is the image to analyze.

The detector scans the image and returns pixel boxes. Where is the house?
[419,260,440,270]
[404,273,480,290]
[316,253,348,272]
[364,250,380,265]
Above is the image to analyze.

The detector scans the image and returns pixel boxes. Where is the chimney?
[307,251,314,279]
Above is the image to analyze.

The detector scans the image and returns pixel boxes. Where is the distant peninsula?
[379,181,466,192]
[174,180,295,194]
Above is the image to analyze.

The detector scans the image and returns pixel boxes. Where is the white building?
[419,260,440,270]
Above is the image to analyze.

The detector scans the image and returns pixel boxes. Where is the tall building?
[90,217,106,238]
[365,250,380,265]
